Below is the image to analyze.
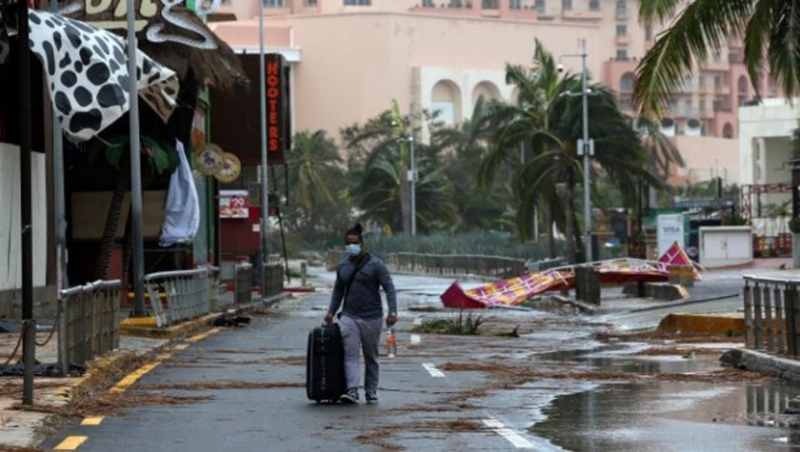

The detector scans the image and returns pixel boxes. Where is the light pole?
[392,119,417,237]
[559,39,594,263]
[408,135,416,237]
[258,0,270,287]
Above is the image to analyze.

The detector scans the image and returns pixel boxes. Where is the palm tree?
[281,130,344,242]
[342,105,414,233]
[483,39,657,262]
[633,0,800,116]
[636,117,685,207]
[434,96,510,231]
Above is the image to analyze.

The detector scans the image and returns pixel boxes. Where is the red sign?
[265,53,291,162]
[220,190,250,219]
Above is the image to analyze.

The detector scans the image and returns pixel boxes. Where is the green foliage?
[634,0,800,117]
[789,217,800,234]
[412,310,486,335]
[362,231,565,261]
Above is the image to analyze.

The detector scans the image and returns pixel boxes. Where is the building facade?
[209,0,749,184]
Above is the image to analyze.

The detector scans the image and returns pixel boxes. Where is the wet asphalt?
[39,270,800,451]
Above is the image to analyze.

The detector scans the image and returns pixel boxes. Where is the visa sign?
[657,214,685,257]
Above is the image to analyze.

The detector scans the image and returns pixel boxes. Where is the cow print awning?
[17,10,179,142]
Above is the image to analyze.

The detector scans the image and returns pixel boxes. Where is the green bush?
[412,310,486,335]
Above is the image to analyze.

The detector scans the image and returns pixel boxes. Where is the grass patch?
[412,310,486,335]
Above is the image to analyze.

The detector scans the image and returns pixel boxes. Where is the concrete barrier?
[657,313,745,335]
[622,282,688,301]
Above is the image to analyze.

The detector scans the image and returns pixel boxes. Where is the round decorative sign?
[215,152,242,183]
[194,143,225,176]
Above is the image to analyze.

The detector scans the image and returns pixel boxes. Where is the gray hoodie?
[328,252,397,320]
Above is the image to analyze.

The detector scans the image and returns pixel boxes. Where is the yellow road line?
[55,436,88,450]
[173,343,189,351]
[109,354,171,393]
[81,416,104,426]
[187,327,221,343]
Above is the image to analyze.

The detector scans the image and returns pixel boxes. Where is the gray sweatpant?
[339,314,383,393]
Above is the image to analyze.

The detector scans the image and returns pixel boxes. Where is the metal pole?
[18,0,35,406]
[410,136,416,237]
[580,39,592,263]
[51,0,66,293]
[51,0,69,379]
[258,0,270,296]
[127,0,145,316]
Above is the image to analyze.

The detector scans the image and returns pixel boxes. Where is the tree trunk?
[95,158,131,280]
[565,173,576,264]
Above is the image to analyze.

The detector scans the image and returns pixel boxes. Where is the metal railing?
[235,263,253,307]
[326,250,526,279]
[743,275,798,357]
[58,280,122,375]
[144,268,210,327]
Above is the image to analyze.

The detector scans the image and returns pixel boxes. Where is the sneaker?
[339,388,359,404]
[365,391,378,404]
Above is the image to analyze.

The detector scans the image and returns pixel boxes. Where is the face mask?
[345,244,362,256]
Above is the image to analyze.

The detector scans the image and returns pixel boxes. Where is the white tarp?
[0,143,47,290]
[159,140,200,247]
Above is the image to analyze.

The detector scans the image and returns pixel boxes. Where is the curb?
[120,292,294,339]
[656,313,745,335]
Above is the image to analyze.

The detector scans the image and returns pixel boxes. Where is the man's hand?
[324,312,334,325]
[386,313,397,327]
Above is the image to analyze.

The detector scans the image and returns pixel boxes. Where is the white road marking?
[482,417,534,449]
[410,334,421,344]
[422,363,445,377]
[413,317,423,326]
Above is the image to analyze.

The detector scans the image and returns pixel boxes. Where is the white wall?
[698,226,753,268]
[0,143,48,290]
[739,98,800,186]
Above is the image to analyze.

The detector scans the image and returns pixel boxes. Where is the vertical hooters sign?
[265,53,291,165]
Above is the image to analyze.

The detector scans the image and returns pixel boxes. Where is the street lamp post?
[559,39,594,263]
[408,135,416,237]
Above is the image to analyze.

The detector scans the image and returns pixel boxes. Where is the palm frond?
[633,0,753,116]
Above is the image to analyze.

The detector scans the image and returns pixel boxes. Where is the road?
[40,271,800,451]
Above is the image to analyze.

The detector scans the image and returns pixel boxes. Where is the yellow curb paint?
[174,343,189,351]
[120,317,158,328]
[109,355,171,393]
[187,327,221,343]
[55,435,88,450]
[81,416,104,426]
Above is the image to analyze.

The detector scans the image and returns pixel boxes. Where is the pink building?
[208,0,749,184]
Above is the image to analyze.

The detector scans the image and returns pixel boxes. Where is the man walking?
[325,223,397,404]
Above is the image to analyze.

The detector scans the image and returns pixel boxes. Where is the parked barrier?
[262,263,284,298]
[58,280,122,375]
[144,268,210,327]
[743,275,796,357]
[235,263,253,307]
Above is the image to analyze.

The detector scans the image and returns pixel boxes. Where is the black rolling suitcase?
[306,323,347,403]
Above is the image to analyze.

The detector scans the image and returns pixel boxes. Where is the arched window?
[620,72,635,92]
[431,80,463,126]
[471,81,501,104]
[722,123,734,139]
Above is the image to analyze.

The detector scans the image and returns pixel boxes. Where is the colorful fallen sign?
[440,244,702,309]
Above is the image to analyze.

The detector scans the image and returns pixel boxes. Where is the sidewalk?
[0,273,309,450]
